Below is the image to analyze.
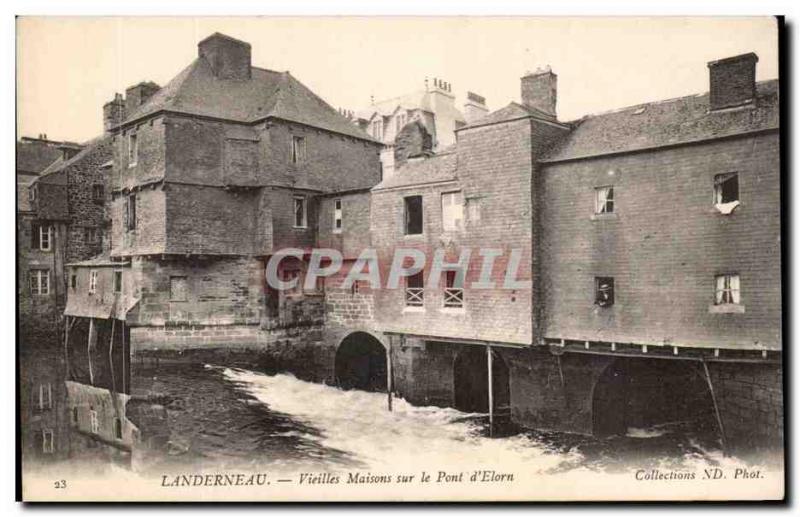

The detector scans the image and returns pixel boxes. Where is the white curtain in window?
[597,187,610,213]
[715,275,726,304]
[729,275,740,304]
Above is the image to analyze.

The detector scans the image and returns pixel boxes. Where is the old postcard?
[16,16,784,502]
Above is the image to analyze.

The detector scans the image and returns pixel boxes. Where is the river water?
[128,362,765,476]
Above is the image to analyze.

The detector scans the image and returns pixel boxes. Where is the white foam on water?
[221,368,581,473]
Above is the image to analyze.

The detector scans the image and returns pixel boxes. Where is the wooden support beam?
[109,319,117,393]
[702,360,728,453]
[487,345,494,437]
[386,339,393,412]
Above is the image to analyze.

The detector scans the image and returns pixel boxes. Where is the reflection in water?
[21,343,777,481]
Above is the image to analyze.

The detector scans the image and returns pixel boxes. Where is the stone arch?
[453,346,510,414]
[591,357,719,438]
[334,331,388,392]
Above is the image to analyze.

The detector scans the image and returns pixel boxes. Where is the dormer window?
[371,120,383,141]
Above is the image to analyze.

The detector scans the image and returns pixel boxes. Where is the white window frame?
[42,429,54,454]
[30,269,50,296]
[39,225,52,251]
[89,410,99,434]
[372,119,383,141]
[595,186,614,214]
[88,270,98,295]
[37,383,53,411]
[715,274,741,305]
[128,132,138,167]
[293,196,307,229]
[441,191,464,232]
[333,198,343,233]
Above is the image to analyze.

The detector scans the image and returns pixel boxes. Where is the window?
[595,186,614,214]
[30,269,50,296]
[170,276,188,302]
[293,196,307,228]
[714,173,740,214]
[333,199,343,233]
[89,410,99,434]
[404,195,423,235]
[89,269,97,294]
[114,271,123,294]
[395,112,407,134]
[595,277,615,307]
[70,274,77,290]
[467,197,482,224]
[32,223,53,251]
[126,194,136,231]
[371,120,383,140]
[29,185,36,203]
[715,274,741,305]
[92,184,105,203]
[114,418,123,440]
[36,383,53,411]
[441,191,464,231]
[84,227,100,245]
[88,270,98,295]
[128,132,138,166]
[42,429,54,454]
[405,271,424,307]
[291,136,306,165]
[72,407,79,425]
[443,270,464,308]
[351,280,360,295]
[281,269,301,295]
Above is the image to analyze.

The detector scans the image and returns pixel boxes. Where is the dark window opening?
[404,195,423,235]
[405,270,424,306]
[444,270,464,308]
[291,136,306,164]
[595,277,615,307]
[114,418,123,440]
[126,194,136,231]
[714,173,739,206]
[70,274,77,290]
[114,271,123,294]
[92,184,105,203]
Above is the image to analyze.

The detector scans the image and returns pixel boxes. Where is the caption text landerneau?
[160,470,514,488]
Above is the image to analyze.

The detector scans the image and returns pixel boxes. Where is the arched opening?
[592,357,718,438]
[453,346,510,414]
[334,332,387,392]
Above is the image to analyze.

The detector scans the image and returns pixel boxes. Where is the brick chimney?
[521,66,557,118]
[125,81,160,116]
[707,52,758,111]
[198,32,252,80]
[103,93,126,133]
[463,91,489,124]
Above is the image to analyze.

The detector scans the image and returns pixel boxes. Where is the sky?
[16,16,779,143]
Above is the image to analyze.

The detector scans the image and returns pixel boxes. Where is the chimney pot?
[707,52,758,111]
[104,92,127,134]
[198,32,252,80]
[521,68,557,118]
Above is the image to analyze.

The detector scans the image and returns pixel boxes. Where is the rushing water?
[124,362,767,476]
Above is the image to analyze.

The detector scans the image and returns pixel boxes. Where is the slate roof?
[458,101,558,130]
[372,150,458,191]
[542,79,779,162]
[36,135,110,184]
[119,57,374,142]
[16,139,63,175]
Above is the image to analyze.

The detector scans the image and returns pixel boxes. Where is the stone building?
[61,42,781,455]
[354,79,488,178]
[17,136,78,342]
[64,33,382,400]
[331,53,782,453]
